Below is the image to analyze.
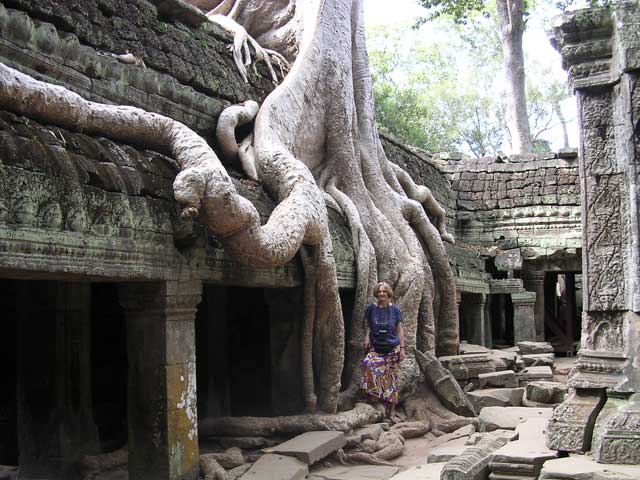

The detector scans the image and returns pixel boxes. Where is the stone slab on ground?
[520,366,553,380]
[389,463,446,480]
[479,370,517,388]
[492,439,559,466]
[439,353,495,380]
[526,381,567,404]
[425,424,475,450]
[515,418,549,441]
[480,407,553,432]
[309,465,399,480]
[489,350,518,370]
[426,436,469,463]
[517,341,554,355]
[467,387,524,411]
[268,431,345,464]
[466,429,519,445]
[489,474,536,480]
[240,454,307,480]
[521,354,554,368]
[460,342,490,355]
[539,456,640,479]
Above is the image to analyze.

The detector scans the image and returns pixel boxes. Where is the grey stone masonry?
[239,454,307,480]
[268,431,346,465]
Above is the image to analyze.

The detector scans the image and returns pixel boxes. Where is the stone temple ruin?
[0,1,638,479]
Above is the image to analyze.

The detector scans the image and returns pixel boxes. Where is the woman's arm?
[363,304,371,352]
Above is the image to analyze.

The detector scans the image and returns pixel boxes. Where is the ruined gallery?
[0,0,638,479]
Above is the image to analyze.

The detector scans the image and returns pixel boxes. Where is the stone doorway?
[544,272,581,355]
[489,294,514,348]
[196,285,306,419]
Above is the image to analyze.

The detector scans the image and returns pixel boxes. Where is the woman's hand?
[399,347,406,361]
[363,335,371,352]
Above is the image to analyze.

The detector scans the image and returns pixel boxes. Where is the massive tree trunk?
[0,0,459,414]
[496,0,533,154]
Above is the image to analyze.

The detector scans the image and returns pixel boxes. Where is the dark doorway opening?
[490,294,514,348]
[91,283,127,452]
[0,279,18,466]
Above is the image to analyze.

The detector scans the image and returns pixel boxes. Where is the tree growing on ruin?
[0,0,459,415]
[418,0,534,154]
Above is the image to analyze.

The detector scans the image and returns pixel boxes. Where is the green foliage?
[367,21,506,156]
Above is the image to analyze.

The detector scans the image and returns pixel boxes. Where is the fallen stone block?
[489,350,518,371]
[309,465,399,480]
[539,456,640,480]
[490,439,559,477]
[268,431,345,465]
[521,354,554,368]
[520,366,553,381]
[440,436,509,480]
[467,387,524,411]
[426,436,469,463]
[460,342,490,355]
[479,370,517,388]
[525,382,567,404]
[425,424,475,450]
[515,418,549,441]
[517,341,554,355]
[480,406,553,432]
[466,429,519,445]
[389,463,446,480]
[439,353,496,380]
[240,454,307,480]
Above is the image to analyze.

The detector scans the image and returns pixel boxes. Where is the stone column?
[467,293,488,347]
[511,292,536,344]
[16,281,99,479]
[521,269,546,341]
[118,280,202,480]
[548,3,640,461]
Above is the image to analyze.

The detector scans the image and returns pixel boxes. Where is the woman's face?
[376,287,390,303]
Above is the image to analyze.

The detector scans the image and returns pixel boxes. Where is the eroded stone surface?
[239,454,307,480]
[480,407,553,432]
[467,388,524,411]
[268,431,346,465]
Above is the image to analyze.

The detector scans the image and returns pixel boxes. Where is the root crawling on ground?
[77,447,128,480]
[199,403,383,438]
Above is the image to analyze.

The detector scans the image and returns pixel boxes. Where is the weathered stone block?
[517,342,554,355]
[546,388,606,453]
[439,353,495,380]
[521,354,555,368]
[592,393,640,465]
[269,431,345,465]
[467,388,524,411]
[480,407,553,432]
[440,436,509,480]
[240,454,307,480]
[526,381,568,404]
[479,370,517,388]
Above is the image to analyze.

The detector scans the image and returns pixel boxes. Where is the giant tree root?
[77,447,128,480]
[199,403,382,438]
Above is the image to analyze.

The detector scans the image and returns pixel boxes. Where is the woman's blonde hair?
[373,281,394,299]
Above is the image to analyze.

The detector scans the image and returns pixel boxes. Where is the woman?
[361,281,406,422]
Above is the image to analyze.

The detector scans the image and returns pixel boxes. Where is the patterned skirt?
[360,347,401,405]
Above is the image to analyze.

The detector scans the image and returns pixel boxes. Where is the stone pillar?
[468,293,488,347]
[16,281,99,479]
[521,269,546,341]
[511,292,536,344]
[118,280,202,480]
[549,3,640,461]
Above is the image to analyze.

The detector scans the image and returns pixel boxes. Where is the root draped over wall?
[0,0,458,414]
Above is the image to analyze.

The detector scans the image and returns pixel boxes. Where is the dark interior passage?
[91,283,127,452]
[0,279,18,466]
[490,294,514,347]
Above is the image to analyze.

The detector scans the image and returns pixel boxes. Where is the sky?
[362,0,579,153]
